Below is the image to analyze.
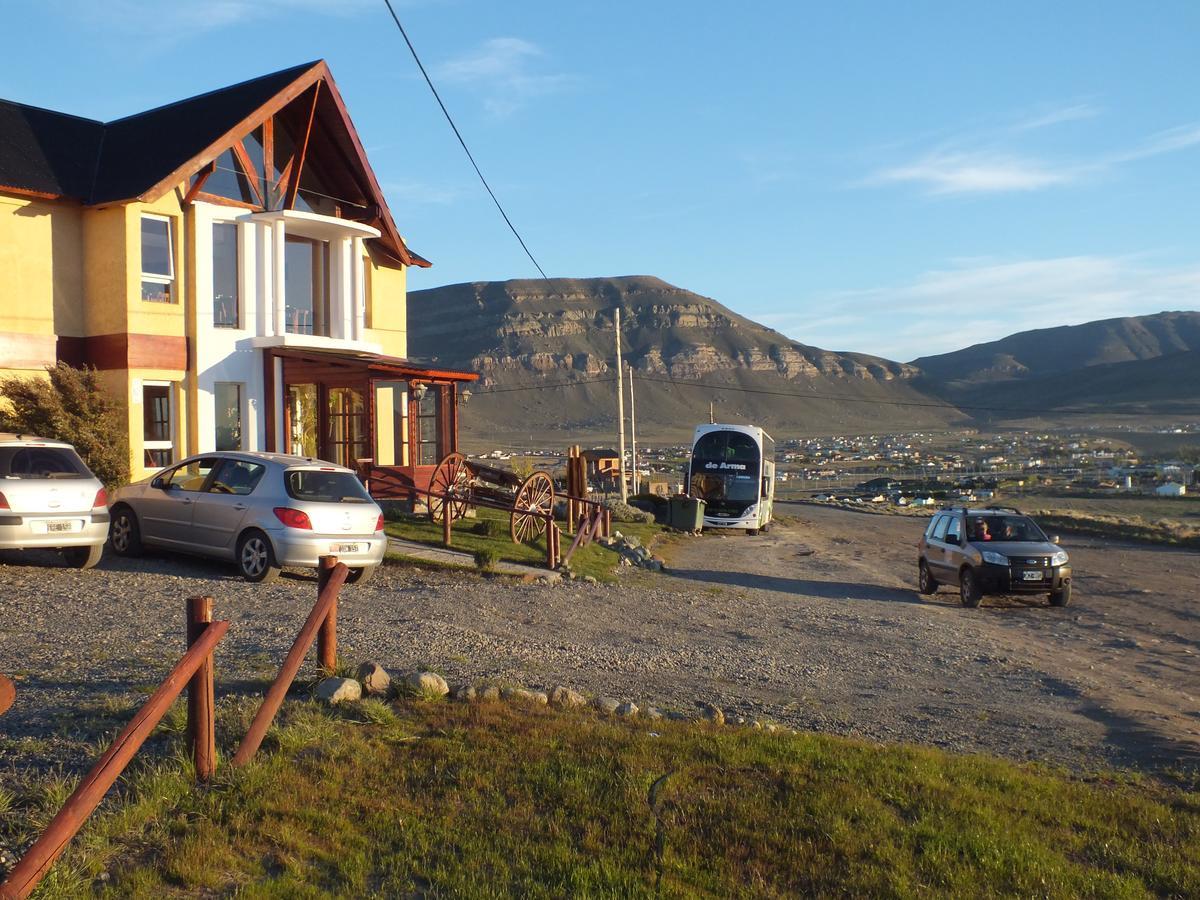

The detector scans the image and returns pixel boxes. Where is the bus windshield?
[690,430,761,516]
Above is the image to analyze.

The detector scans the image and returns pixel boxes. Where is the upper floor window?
[284,235,330,336]
[213,222,240,327]
[140,216,174,303]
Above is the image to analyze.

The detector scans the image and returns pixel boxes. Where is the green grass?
[384,506,670,582]
[10,700,1199,898]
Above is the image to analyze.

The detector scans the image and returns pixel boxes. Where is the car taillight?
[0,492,8,510]
[273,507,312,530]
[93,489,107,508]
[375,514,385,532]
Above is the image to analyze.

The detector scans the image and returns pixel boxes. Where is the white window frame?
[212,219,242,328]
[142,380,176,466]
[214,381,245,451]
[140,214,176,304]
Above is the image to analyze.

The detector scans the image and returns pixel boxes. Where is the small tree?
[0,364,130,488]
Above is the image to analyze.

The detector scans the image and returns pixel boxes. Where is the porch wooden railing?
[0,601,229,900]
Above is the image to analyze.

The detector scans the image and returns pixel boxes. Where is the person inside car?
[972,519,993,541]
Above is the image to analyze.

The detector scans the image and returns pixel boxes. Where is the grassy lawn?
[384,506,670,581]
[10,698,1199,898]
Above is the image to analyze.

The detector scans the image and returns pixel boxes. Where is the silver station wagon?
[0,434,109,568]
[108,451,387,583]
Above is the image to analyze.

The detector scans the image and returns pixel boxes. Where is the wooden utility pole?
[614,307,627,503]
[628,364,639,496]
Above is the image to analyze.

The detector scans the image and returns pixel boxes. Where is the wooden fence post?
[442,495,452,547]
[317,556,338,673]
[185,596,216,783]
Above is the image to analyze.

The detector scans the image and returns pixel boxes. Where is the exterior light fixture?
[411,382,427,401]
[459,388,471,405]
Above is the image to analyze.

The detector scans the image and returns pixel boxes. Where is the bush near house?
[0,364,130,488]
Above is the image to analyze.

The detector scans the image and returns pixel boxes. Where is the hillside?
[408,276,965,442]
[910,311,1200,387]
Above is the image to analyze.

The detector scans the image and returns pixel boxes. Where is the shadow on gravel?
[1076,701,1200,773]
[0,549,318,583]
[667,568,929,605]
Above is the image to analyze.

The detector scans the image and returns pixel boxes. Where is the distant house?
[582,449,620,480]
[644,475,671,497]
[1156,483,1187,497]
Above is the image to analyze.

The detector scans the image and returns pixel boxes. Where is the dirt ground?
[1,503,1198,779]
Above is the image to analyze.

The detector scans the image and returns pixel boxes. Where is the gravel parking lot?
[2,503,1198,782]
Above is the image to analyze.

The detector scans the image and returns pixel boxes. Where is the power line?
[470,369,1142,419]
[381,0,549,279]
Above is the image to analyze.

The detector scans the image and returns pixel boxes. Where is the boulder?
[355,661,391,697]
[644,706,664,720]
[451,684,477,703]
[405,671,450,699]
[593,696,620,715]
[478,685,501,702]
[699,702,725,726]
[503,687,548,705]
[549,685,586,708]
[315,676,362,705]
[616,702,639,718]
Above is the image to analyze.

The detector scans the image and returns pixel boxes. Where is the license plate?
[1022,571,1044,581]
[331,543,360,553]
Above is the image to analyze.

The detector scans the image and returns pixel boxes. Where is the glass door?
[327,387,366,468]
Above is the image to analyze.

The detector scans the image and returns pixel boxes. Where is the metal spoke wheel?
[511,471,555,544]
[428,452,471,523]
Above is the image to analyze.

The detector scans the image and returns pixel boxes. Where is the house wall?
[0,193,83,377]
[362,249,407,358]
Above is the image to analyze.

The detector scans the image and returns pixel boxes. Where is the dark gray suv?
[917,506,1072,608]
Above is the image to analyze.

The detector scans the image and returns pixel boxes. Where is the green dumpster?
[669,495,706,532]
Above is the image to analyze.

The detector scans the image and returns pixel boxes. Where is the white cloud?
[434,37,573,117]
[1110,123,1200,162]
[758,255,1200,360]
[1009,102,1101,133]
[869,151,1078,194]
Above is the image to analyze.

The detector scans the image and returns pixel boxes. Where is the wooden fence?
[0,556,346,899]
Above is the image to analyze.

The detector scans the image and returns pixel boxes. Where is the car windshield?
[967,514,1047,543]
[0,446,90,479]
[286,470,371,503]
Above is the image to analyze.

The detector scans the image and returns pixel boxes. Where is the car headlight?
[982,551,1008,566]
[1051,550,1069,566]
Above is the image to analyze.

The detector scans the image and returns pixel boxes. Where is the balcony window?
[214,382,243,451]
[213,222,240,327]
[284,234,330,336]
[416,385,443,466]
[143,382,174,467]
[140,216,174,303]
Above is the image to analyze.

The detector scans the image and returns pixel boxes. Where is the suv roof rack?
[983,504,1023,514]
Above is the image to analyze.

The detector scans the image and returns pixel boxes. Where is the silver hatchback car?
[108,451,387,583]
[0,433,109,568]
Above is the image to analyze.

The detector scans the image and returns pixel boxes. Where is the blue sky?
[6,1,1198,360]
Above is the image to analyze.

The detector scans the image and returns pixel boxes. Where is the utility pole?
[614,307,627,503]
[628,363,639,496]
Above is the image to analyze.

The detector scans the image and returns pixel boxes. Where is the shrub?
[472,518,503,537]
[0,363,129,488]
[603,499,655,524]
[474,548,500,571]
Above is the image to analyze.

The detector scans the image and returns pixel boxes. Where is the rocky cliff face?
[408,275,918,387]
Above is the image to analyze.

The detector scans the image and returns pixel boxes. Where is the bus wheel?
[746,528,760,536]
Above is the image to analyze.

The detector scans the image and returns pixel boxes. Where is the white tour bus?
[687,423,775,534]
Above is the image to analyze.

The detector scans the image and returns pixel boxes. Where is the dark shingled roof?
[0,61,317,204]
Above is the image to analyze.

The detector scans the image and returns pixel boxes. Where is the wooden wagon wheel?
[428,452,471,523]
[511,471,555,544]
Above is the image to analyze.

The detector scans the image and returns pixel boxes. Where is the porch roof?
[269,346,478,382]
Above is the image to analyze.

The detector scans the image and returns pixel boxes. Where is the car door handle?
[233,503,247,510]
[181,497,193,505]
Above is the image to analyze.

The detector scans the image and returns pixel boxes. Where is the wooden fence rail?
[230,557,347,767]
[0,615,229,900]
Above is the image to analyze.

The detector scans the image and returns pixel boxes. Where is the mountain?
[407,276,965,441]
[910,311,1200,419]
[408,278,1200,441]
[911,311,1200,386]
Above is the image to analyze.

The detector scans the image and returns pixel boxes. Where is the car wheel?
[1049,582,1072,607]
[237,530,281,584]
[63,544,103,569]
[746,528,760,536]
[918,560,938,595]
[109,506,143,557]
[959,568,983,608]
[345,565,378,585]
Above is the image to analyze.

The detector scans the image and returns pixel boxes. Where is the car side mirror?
[151,476,165,490]
[1052,535,1060,545]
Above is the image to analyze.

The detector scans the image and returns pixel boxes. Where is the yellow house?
[0,61,475,496]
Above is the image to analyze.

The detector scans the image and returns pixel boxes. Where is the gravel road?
[2,504,1198,782]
